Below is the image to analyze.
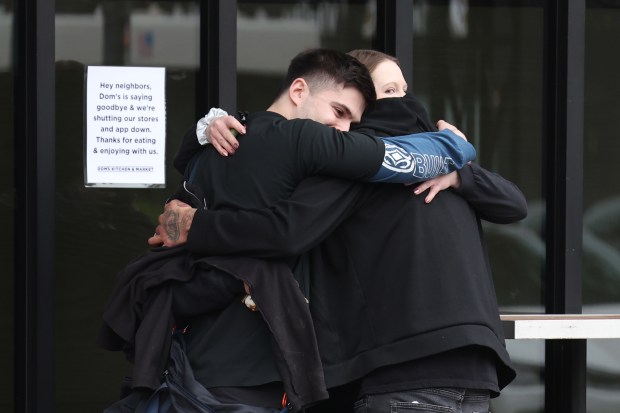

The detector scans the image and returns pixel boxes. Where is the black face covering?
[351,92,437,137]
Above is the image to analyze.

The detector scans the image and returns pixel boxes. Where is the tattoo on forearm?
[164,210,180,242]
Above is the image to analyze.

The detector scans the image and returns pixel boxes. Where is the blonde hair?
[348,49,400,74]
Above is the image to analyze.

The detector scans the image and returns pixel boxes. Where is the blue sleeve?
[370,129,476,183]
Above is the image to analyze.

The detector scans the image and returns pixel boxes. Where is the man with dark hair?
[161,48,473,409]
[157,88,526,412]
[274,45,377,104]
[101,48,475,412]
[150,46,528,412]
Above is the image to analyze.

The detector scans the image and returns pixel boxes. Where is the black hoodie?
[187,93,526,396]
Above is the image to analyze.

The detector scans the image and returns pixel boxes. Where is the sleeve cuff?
[187,209,209,254]
[454,163,475,195]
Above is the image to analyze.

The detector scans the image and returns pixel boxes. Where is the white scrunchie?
[196,108,228,145]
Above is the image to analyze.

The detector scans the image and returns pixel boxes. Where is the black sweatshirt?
[186,94,526,394]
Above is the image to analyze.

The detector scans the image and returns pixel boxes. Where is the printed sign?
[85,66,166,187]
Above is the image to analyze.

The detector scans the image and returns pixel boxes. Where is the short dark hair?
[276,48,376,109]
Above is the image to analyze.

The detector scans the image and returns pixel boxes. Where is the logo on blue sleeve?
[381,143,455,179]
[383,143,416,173]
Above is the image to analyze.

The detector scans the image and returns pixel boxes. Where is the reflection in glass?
[583,3,620,309]
[584,5,620,411]
[237,1,373,111]
[0,4,13,412]
[587,339,620,413]
[491,340,545,413]
[54,2,199,411]
[411,2,545,310]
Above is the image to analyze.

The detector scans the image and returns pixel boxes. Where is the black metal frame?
[375,0,414,85]
[13,0,56,412]
[543,0,586,411]
[11,1,591,412]
[199,0,237,115]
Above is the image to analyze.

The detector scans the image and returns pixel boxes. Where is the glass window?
[491,340,545,413]
[584,4,620,411]
[0,3,14,412]
[237,1,373,111]
[583,2,620,310]
[54,2,199,410]
[587,338,620,413]
[411,2,545,311]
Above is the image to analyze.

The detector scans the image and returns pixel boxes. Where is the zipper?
[182,180,207,210]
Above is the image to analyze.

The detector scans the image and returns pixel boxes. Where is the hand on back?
[207,115,246,156]
[410,120,466,203]
[148,200,196,247]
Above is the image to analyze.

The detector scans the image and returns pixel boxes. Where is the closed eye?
[333,105,352,120]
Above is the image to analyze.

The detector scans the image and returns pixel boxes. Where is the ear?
[289,78,309,107]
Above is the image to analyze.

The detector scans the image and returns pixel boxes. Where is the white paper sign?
[85,66,166,188]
